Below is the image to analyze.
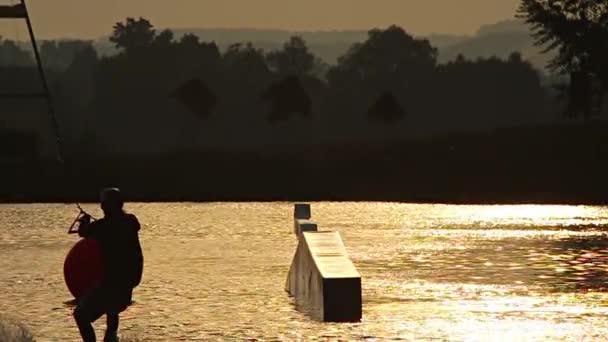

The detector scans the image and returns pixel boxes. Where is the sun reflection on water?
[2,202,608,340]
[475,205,593,221]
[442,204,606,227]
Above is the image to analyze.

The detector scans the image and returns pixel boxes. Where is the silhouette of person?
[73,188,144,342]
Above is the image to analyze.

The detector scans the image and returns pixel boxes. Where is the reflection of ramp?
[286,204,362,322]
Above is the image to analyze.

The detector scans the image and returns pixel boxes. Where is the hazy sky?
[0,0,519,39]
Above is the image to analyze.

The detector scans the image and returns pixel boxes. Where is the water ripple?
[1,202,608,340]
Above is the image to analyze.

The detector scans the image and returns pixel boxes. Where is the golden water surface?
[1,202,608,341]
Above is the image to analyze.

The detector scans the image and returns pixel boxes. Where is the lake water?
[1,202,608,341]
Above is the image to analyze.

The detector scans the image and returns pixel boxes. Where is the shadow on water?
[63,299,138,308]
[63,299,77,307]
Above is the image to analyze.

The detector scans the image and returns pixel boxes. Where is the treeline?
[3,122,608,204]
[0,38,93,70]
[0,18,562,159]
[3,18,608,203]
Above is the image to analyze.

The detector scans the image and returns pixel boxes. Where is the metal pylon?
[0,0,63,162]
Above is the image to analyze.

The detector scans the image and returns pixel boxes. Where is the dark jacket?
[79,213,144,290]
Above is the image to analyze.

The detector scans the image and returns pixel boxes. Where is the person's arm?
[128,214,144,287]
[77,215,100,238]
[128,214,141,232]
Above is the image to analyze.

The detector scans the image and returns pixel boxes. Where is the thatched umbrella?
[171,78,217,119]
[261,75,311,123]
[368,91,406,123]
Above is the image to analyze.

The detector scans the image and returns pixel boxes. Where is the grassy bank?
[0,317,34,342]
[2,122,608,205]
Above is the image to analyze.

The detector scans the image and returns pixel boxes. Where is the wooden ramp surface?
[286,230,362,322]
[305,231,360,279]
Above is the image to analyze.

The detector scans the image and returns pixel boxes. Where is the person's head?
[100,187,124,216]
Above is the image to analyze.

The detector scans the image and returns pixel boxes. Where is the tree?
[368,91,406,123]
[153,29,175,49]
[176,34,221,73]
[518,0,608,76]
[329,25,437,87]
[0,37,32,66]
[40,40,94,71]
[266,36,315,76]
[325,25,437,124]
[223,43,268,74]
[434,53,545,129]
[262,76,311,123]
[219,43,273,126]
[0,126,38,160]
[110,17,156,54]
[222,42,270,92]
[171,78,217,119]
[64,43,98,106]
[517,0,608,118]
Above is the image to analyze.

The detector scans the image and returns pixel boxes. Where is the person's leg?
[73,308,96,342]
[104,313,119,342]
[73,288,106,342]
[103,287,132,341]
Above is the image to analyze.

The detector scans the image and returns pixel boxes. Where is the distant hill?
[426,33,469,49]
[438,20,553,71]
[477,19,530,36]
[89,20,551,71]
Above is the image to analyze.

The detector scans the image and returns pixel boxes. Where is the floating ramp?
[286,204,362,322]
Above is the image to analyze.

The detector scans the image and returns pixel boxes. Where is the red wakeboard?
[64,238,104,298]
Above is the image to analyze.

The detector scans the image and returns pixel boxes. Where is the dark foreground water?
[1,202,608,341]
